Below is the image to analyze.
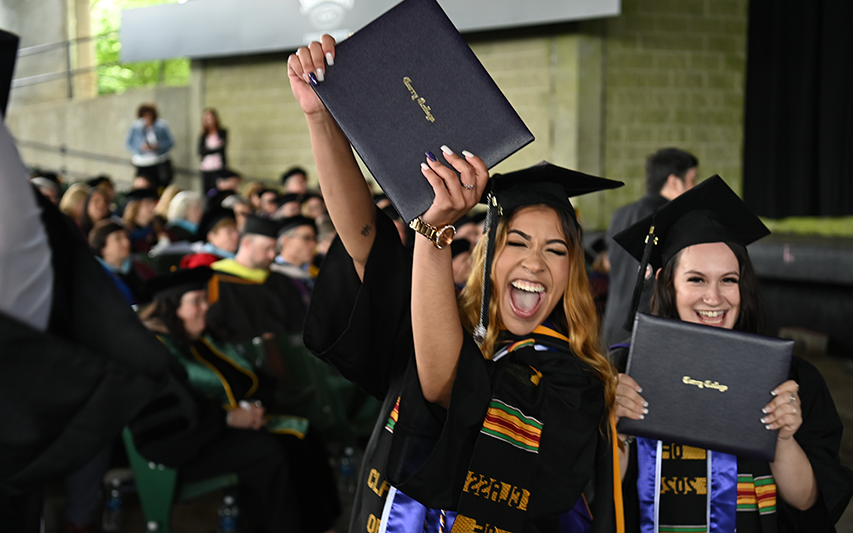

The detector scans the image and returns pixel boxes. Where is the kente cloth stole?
[451,326,587,533]
[636,438,739,533]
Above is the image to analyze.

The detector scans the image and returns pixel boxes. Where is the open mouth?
[509,280,546,319]
[695,309,728,326]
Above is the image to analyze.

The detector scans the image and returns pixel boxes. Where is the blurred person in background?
[123,188,162,254]
[281,166,308,195]
[89,220,156,305]
[77,186,111,236]
[180,209,240,269]
[165,190,204,243]
[125,103,174,187]
[301,191,327,219]
[242,180,266,212]
[198,108,228,192]
[59,183,90,228]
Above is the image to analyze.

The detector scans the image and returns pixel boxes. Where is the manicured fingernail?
[302,73,310,84]
[643,408,649,414]
[308,72,318,86]
[761,407,768,414]
[425,151,437,162]
[420,163,429,170]
[440,145,454,155]
[770,389,777,396]
[325,52,334,66]
[462,150,474,158]
[316,68,325,82]
[765,424,772,430]
[760,417,767,423]
[637,387,643,393]
[643,401,649,407]
[639,414,645,420]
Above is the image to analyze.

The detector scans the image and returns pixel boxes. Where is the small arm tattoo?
[361,224,372,237]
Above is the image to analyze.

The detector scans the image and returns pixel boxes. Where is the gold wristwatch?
[409,217,456,249]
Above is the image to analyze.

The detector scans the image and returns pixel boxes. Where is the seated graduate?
[204,214,307,343]
[122,187,163,254]
[88,219,156,305]
[289,36,625,533]
[137,267,340,533]
[611,176,853,532]
[179,207,240,269]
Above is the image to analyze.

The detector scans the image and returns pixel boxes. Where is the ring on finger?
[462,183,475,190]
[789,393,796,404]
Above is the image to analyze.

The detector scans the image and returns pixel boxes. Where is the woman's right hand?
[615,373,647,423]
[288,35,336,117]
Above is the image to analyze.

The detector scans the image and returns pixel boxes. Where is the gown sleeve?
[786,356,853,525]
[303,208,414,400]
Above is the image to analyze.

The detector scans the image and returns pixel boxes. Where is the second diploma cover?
[618,313,794,462]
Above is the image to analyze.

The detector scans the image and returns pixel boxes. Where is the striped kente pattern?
[480,399,542,453]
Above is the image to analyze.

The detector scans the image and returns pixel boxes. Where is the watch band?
[409,217,455,249]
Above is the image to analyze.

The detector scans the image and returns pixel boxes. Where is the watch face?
[435,226,456,249]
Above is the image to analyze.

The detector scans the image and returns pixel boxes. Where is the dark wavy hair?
[139,295,194,355]
[650,243,763,334]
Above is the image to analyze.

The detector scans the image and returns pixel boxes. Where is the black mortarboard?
[241,215,279,239]
[199,208,236,240]
[87,175,112,188]
[613,175,770,330]
[450,238,471,258]
[277,215,316,236]
[143,267,213,302]
[125,188,160,202]
[0,30,19,119]
[471,161,623,343]
[275,193,301,207]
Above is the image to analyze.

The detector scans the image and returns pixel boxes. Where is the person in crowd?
[153,183,183,221]
[289,36,624,533]
[77,186,111,236]
[602,147,697,347]
[123,187,162,254]
[301,191,327,219]
[612,176,853,532]
[132,174,156,191]
[313,214,337,266]
[450,237,472,293]
[180,208,240,269]
[137,267,340,533]
[271,215,317,307]
[124,103,175,187]
[165,190,204,243]
[89,219,156,305]
[59,182,90,225]
[454,211,486,246]
[205,215,307,344]
[221,193,253,231]
[214,168,243,193]
[86,174,116,206]
[198,108,228,192]
[272,193,302,219]
[281,166,308,194]
[258,188,280,217]
[242,180,266,212]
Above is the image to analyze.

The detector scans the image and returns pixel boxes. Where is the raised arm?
[288,36,376,279]
[411,150,488,407]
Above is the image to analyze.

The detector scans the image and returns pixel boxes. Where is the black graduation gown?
[206,268,307,344]
[0,194,169,490]
[611,346,853,532]
[305,210,619,533]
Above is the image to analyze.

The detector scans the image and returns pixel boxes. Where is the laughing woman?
[289,36,624,533]
[611,176,853,532]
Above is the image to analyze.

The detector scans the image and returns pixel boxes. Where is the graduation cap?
[242,215,279,239]
[199,208,236,241]
[87,175,113,188]
[143,267,213,302]
[612,175,770,331]
[472,161,623,344]
[275,193,301,207]
[0,30,19,119]
[277,215,315,236]
[126,188,159,202]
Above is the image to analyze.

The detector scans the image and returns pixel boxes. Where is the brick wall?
[601,0,748,213]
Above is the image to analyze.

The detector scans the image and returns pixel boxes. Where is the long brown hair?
[457,205,616,420]
[651,243,763,334]
[201,108,221,135]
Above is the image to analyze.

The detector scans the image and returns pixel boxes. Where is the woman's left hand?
[418,147,489,228]
[761,380,802,441]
